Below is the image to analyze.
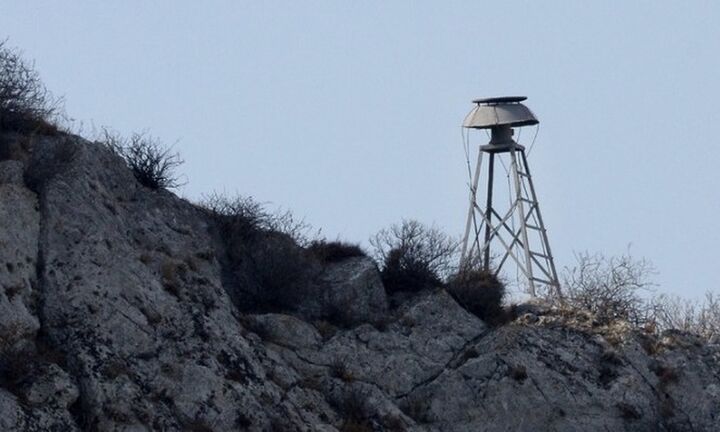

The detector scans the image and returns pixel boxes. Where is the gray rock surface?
[0,132,718,431]
[0,159,40,353]
[315,256,388,325]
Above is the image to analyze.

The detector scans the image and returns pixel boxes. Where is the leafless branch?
[101,129,184,190]
[650,291,720,340]
[0,40,61,131]
[370,219,459,281]
[543,251,656,326]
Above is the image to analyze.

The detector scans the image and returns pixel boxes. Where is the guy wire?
[526,124,540,156]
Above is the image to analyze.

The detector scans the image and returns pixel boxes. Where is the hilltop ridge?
[0,131,719,431]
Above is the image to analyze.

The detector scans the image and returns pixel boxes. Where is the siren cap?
[463,96,539,129]
[472,96,527,104]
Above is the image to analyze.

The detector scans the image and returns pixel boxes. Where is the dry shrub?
[508,364,528,382]
[203,193,271,243]
[101,129,184,190]
[330,357,355,383]
[371,220,457,294]
[236,232,317,312]
[380,246,441,294]
[307,240,367,263]
[543,250,719,342]
[203,193,315,247]
[313,320,339,341]
[202,193,319,313]
[650,292,720,341]
[0,40,62,134]
[269,207,318,247]
[542,251,656,327]
[446,268,508,326]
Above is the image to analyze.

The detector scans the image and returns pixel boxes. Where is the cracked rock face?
[0,133,719,431]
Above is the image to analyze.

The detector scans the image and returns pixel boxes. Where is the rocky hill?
[1,132,719,431]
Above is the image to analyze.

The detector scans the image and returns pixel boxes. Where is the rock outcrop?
[0,132,719,431]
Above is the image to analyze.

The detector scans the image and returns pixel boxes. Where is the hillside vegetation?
[1,40,719,432]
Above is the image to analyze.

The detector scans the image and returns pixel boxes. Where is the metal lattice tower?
[460,96,561,298]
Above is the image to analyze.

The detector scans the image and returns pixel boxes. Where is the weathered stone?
[316,256,388,325]
[24,363,79,407]
[0,171,40,351]
[248,313,322,350]
[0,134,718,431]
[0,160,24,185]
[0,391,25,431]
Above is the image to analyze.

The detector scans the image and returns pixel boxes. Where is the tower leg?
[510,148,536,296]
[482,153,495,271]
[461,151,483,264]
[519,150,562,298]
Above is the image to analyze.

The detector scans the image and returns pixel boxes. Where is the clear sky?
[2,1,719,298]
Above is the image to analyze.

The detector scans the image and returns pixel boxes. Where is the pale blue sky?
[2,1,719,298]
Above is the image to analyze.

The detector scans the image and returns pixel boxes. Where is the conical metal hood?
[463,96,539,130]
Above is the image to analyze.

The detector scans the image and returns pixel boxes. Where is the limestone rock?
[0,160,40,351]
[0,391,25,431]
[247,313,322,350]
[0,132,718,431]
[316,256,388,325]
[0,160,24,185]
[24,363,79,407]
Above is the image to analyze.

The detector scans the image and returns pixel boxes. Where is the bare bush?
[307,240,367,263]
[535,249,719,341]
[447,268,509,326]
[101,129,184,190]
[543,251,656,326]
[237,233,317,311]
[201,193,320,312]
[651,292,720,341]
[202,193,272,242]
[370,219,458,293]
[201,193,316,246]
[0,40,61,132]
[267,208,318,247]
